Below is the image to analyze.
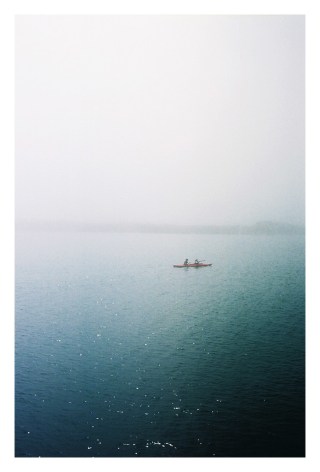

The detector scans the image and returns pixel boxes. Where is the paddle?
[183,259,206,264]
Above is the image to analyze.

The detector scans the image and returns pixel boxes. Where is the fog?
[15,15,304,228]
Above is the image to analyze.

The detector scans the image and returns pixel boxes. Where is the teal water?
[15,231,305,457]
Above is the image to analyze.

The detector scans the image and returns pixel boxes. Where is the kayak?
[173,263,212,268]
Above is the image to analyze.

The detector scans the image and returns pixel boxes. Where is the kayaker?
[194,259,199,264]
[184,258,189,265]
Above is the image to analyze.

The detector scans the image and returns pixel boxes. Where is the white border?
[1,1,319,472]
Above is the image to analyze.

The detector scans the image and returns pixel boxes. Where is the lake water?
[15,231,305,457]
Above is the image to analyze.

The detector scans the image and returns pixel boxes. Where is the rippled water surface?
[15,231,305,457]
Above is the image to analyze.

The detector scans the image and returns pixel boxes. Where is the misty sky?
[15,15,304,226]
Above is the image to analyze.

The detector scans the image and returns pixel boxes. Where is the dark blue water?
[15,231,305,457]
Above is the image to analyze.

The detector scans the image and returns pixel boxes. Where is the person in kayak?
[194,259,199,264]
[184,258,189,265]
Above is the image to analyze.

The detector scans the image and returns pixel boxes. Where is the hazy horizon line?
[16,219,305,235]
